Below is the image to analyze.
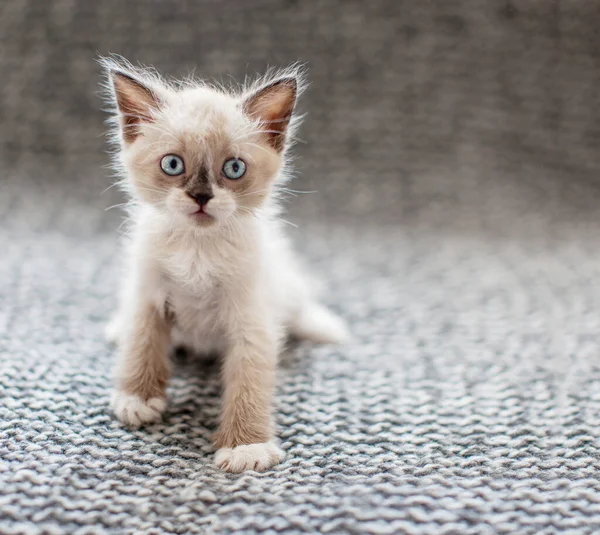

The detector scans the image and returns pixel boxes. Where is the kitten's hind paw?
[215,442,284,473]
[111,391,166,427]
[290,303,349,344]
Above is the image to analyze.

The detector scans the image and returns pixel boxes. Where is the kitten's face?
[108,65,298,228]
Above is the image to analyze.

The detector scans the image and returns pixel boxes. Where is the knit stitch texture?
[1,1,600,533]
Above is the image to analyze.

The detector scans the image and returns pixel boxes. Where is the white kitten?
[101,57,347,473]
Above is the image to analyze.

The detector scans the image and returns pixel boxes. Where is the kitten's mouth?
[189,208,215,225]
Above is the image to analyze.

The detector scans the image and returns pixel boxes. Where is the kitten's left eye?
[222,158,246,180]
[160,154,185,176]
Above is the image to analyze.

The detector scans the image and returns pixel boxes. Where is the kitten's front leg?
[111,300,172,427]
[214,314,284,472]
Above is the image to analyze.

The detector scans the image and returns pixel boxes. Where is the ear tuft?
[243,77,297,152]
[110,70,162,144]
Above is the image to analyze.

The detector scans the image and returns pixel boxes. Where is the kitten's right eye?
[160,154,185,176]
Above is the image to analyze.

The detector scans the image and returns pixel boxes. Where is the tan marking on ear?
[243,78,297,152]
[112,72,161,144]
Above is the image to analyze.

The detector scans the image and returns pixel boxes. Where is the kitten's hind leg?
[289,302,348,344]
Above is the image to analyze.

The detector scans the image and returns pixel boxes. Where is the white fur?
[215,442,284,473]
[113,204,345,351]
[110,392,166,427]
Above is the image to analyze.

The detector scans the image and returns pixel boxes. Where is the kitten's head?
[101,57,304,228]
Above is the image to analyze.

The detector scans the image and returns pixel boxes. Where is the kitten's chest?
[160,244,222,299]
[158,243,233,343]
[152,227,257,319]
[159,249,223,336]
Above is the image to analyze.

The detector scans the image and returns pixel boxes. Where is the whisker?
[236,207,262,221]
[101,181,123,195]
[105,201,135,212]
[238,142,271,155]
[134,185,170,195]
[277,187,318,195]
[244,129,285,139]
[229,130,285,144]
[229,131,258,144]
[274,216,298,228]
[234,188,271,199]
[116,213,138,234]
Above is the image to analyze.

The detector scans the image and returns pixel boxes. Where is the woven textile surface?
[2,1,600,533]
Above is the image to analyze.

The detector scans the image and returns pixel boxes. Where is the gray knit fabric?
[2,1,600,534]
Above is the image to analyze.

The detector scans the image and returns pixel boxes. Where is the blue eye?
[160,154,185,176]
[222,158,246,180]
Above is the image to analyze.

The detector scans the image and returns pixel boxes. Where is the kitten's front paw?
[111,391,166,427]
[215,442,284,473]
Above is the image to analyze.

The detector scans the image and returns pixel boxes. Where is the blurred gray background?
[3,0,600,228]
[2,2,600,534]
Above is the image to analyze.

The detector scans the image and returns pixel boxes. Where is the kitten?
[100,57,348,473]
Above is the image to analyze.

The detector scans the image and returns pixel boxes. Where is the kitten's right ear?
[109,70,162,144]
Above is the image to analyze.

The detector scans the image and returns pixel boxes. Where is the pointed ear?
[110,71,162,144]
[243,77,297,152]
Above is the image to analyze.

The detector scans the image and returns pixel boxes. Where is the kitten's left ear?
[108,69,163,144]
[243,77,297,152]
